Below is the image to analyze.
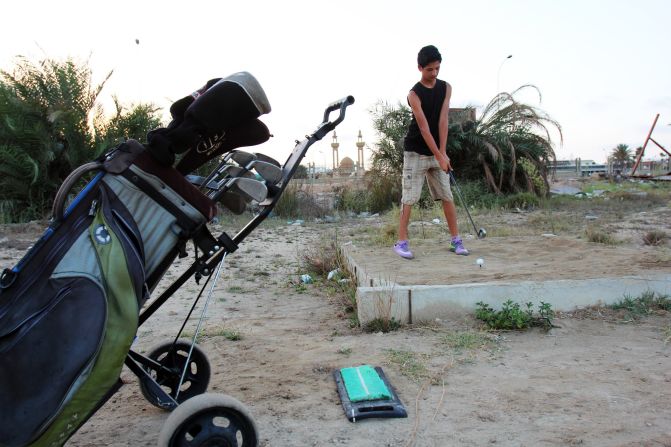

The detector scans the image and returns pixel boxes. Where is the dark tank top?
[403,79,447,156]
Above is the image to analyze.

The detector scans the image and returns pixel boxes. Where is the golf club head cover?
[175,118,271,175]
[146,72,271,166]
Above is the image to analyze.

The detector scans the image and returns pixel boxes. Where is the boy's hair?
[417,45,442,67]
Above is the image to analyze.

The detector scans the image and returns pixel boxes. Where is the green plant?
[475,300,555,331]
[364,317,401,333]
[585,226,617,245]
[0,57,162,222]
[384,349,429,381]
[518,157,548,196]
[334,186,369,213]
[441,330,493,352]
[337,347,353,356]
[501,192,541,210]
[272,180,327,219]
[609,291,671,320]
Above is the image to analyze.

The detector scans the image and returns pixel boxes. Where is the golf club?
[197,151,254,193]
[219,177,268,203]
[247,160,283,185]
[229,150,257,169]
[448,171,487,239]
[254,152,281,167]
[230,152,283,185]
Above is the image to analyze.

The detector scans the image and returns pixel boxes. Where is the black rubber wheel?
[139,340,211,408]
[157,393,258,447]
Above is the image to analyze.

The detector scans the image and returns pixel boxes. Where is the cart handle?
[314,95,355,140]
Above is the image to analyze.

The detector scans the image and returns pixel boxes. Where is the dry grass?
[643,230,668,246]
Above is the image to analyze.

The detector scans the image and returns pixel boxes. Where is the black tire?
[157,393,258,447]
[139,340,211,408]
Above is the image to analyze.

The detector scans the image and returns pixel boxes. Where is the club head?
[218,165,256,179]
[254,152,281,167]
[204,166,254,197]
[225,177,268,203]
[477,228,487,239]
[185,174,219,190]
[230,150,256,168]
[249,160,283,185]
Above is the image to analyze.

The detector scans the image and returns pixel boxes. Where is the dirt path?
[2,215,670,446]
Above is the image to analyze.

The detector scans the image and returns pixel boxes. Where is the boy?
[393,45,468,259]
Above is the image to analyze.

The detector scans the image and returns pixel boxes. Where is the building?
[549,159,607,176]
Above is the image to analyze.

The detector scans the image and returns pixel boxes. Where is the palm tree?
[448,85,562,196]
[367,85,561,203]
[0,57,162,222]
[611,144,631,162]
[610,143,631,173]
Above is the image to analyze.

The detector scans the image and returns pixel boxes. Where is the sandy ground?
[1,196,671,447]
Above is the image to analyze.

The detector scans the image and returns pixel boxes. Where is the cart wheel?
[157,393,258,447]
[139,340,211,408]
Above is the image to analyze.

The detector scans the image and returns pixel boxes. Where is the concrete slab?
[340,236,671,324]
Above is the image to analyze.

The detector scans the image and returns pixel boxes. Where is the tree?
[610,143,632,173]
[447,85,561,196]
[611,143,631,162]
[367,85,562,199]
[368,101,411,176]
[0,57,162,222]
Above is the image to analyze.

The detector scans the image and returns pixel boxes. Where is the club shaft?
[449,171,478,234]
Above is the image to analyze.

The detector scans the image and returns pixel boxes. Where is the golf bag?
[0,72,272,447]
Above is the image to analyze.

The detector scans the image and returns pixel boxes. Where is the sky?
[1,0,670,168]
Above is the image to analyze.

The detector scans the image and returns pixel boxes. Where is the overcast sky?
[1,0,669,168]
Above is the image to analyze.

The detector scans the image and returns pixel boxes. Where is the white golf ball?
[476,258,484,266]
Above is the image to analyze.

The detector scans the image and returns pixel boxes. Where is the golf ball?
[476,258,484,266]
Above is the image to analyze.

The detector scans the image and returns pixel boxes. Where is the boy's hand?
[438,153,451,172]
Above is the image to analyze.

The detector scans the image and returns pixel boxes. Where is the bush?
[273,180,327,219]
[335,187,369,214]
[501,192,541,210]
[643,230,668,246]
[585,226,617,245]
[451,178,501,209]
[609,291,671,319]
[475,300,555,331]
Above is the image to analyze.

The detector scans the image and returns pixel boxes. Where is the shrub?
[273,180,327,219]
[585,226,617,245]
[475,300,555,331]
[609,291,671,319]
[643,230,668,246]
[501,192,541,210]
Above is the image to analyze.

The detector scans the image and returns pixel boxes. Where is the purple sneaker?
[450,237,469,256]
[393,240,414,259]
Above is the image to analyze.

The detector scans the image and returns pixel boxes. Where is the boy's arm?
[408,91,450,172]
[438,83,452,168]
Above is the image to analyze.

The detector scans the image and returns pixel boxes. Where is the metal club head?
[185,174,218,190]
[229,150,256,168]
[249,160,283,185]
[254,152,281,167]
[477,228,487,239]
[225,177,268,203]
